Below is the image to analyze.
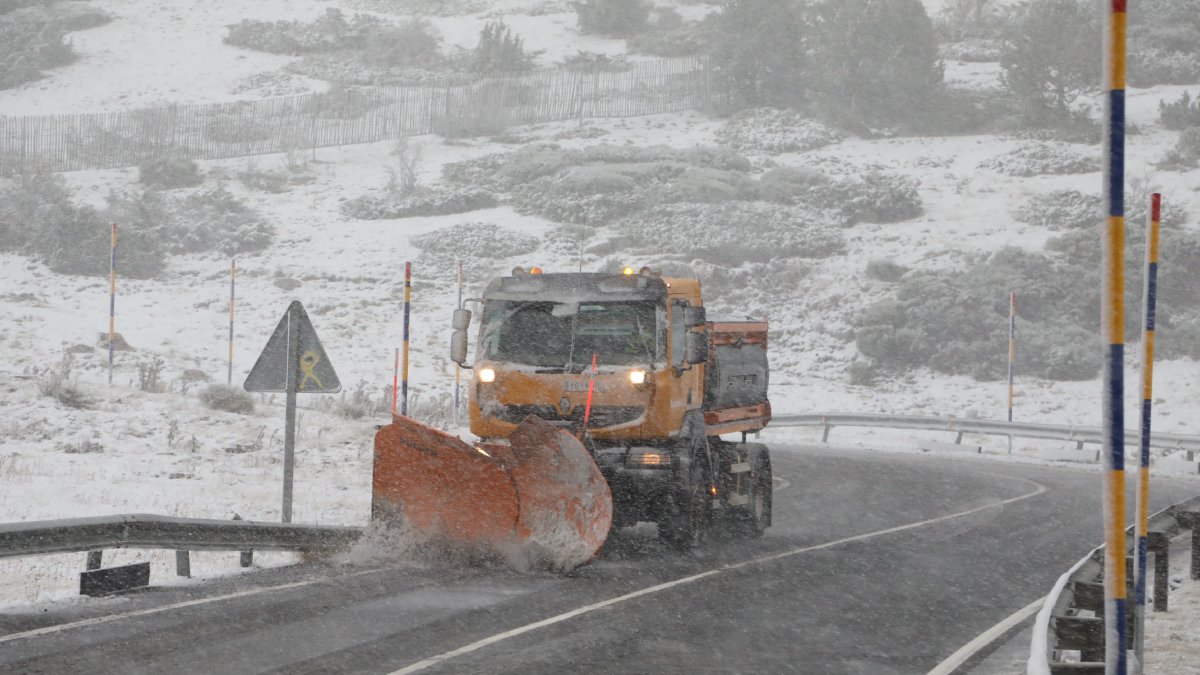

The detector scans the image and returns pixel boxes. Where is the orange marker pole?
[108,222,117,386]
[580,352,598,438]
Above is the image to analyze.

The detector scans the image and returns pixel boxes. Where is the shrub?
[704,0,809,110]
[758,166,922,224]
[471,21,534,73]
[166,187,274,256]
[1011,189,1096,230]
[199,384,255,414]
[0,171,72,250]
[38,352,92,409]
[806,0,944,129]
[613,202,844,266]
[341,187,497,220]
[715,108,842,155]
[0,13,76,90]
[940,38,1003,63]
[1160,127,1200,169]
[999,0,1100,124]
[573,0,649,37]
[627,21,709,57]
[239,162,290,193]
[865,259,908,283]
[936,0,1010,42]
[978,143,1098,177]
[224,9,377,55]
[412,222,540,280]
[855,247,1100,380]
[360,19,443,69]
[1159,91,1200,130]
[139,155,203,189]
[1130,48,1200,87]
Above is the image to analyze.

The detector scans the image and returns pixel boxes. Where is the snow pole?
[401,261,412,416]
[1007,290,1016,454]
[108,222,117,386]
[227,259,236,386]
[580,352,598,439]
[454,260,463,424]
[1102,2,1129,673]
[392,347,400,415]
[1132,193,1161,674]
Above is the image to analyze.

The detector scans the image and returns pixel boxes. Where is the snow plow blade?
[371,415,612,571]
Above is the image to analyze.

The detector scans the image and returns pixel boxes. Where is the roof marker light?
[622,266,635,275]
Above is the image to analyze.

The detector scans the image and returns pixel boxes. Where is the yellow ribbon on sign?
[298,350,322,390]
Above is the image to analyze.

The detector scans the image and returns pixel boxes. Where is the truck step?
[728,462,751,474]
[726,493,749,507]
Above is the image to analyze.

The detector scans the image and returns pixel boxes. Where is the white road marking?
[924,595,1046,675]
[389,479,1049,674]
[0,566,396,645]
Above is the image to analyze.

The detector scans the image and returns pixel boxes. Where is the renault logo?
[557,397,572,415]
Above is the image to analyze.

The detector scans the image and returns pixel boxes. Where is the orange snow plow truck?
[372,268,772,570]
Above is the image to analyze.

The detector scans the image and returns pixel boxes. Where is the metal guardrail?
[0,514,363,560]
[770,412,1200,453]
[1028,496,1200,675]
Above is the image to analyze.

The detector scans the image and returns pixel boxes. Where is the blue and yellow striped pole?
[108,222,117,386]
[1132,193,1160,673]
[1007,291,1016,454]
[401,261,412,417]
[1102,2,1128,673]
[228,259,236,386]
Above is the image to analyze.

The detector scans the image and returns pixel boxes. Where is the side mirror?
[684,306,707,329]
[450,330,468,365]
[684,330,708,365]
[452,308,472,331]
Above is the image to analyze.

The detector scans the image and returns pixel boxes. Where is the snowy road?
[1,445,1197,674]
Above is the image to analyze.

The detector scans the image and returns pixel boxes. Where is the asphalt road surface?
[2,444,1197,674]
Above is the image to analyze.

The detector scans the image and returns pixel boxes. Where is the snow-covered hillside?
[1,0,1199,606]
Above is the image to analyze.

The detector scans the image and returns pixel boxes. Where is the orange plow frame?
[372,415,613,571]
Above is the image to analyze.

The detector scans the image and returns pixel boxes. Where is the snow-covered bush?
[1160,128,1200,169]
[940,38,1002,62]
[715,108,842,155]
[340,187,497,219]
[758,166,922,224]
[0,10,78,90]
[224,9,381,55]
[855,247,1101,380]
[1159,91,1200,130]
[199,384,256,415]
[411,222,540,280]
[1130,48,1200,87]
[627,21,708,57]
[138,154,203,189]
[573,0,649,37]
[38,352,92,410]
[165,187,274,256]
[239,162,290,193]
[1011,189,1096,230]
[978,143,1098,177]
[865,259,908,283]
[613,202,844,266]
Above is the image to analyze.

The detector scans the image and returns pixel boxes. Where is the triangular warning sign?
[244,301,341,394]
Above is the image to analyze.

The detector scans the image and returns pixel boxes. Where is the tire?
[732,453,772,538]
[658,416,712,551]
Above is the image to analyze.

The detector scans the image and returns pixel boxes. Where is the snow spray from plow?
[371,415,613,572]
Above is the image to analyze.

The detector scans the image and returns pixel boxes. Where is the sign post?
[244,301,341,523]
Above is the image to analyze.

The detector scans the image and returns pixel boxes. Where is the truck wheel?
[658,459,710,551]
[658,419,712,552]
[732,453,772,538]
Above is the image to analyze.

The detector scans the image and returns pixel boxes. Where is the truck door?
[668,298,703,421]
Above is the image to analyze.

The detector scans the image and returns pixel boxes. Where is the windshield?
[479,300,662,371]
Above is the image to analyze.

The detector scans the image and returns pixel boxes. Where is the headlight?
[628,370,646,385]
[479,367,496,383]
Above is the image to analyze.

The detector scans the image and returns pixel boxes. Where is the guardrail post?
[175,550,191,578]
[1177,511,1200,580]
[240,550,253,567]
[821,421,831,443]
[86,550,102,571]
[955,431,964,444]
[1147,532,1169,612]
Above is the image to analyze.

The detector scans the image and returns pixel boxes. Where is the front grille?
[496,405,644,428]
